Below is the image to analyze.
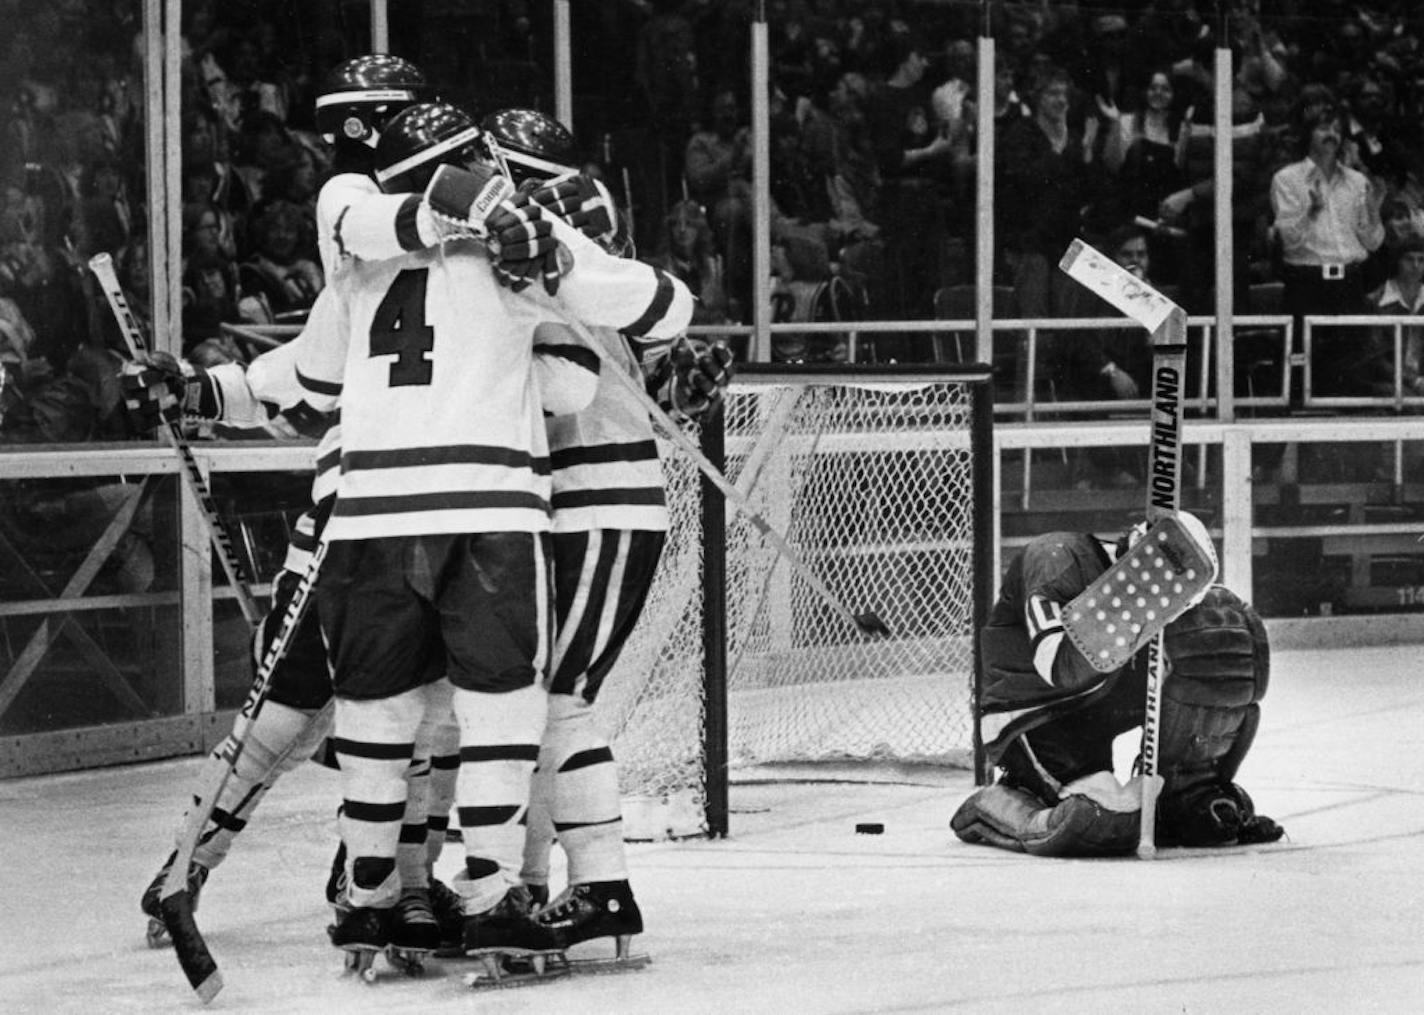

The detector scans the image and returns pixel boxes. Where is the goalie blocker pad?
[1062,512,1218,674]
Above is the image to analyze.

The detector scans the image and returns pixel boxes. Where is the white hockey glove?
[528,174,616,247]
[653,336,735,420]
[422,162,517,239]
[424,164,565,296]
[118,351,222,431]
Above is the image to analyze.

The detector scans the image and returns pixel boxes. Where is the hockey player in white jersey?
[130,54,436,950]
[295,100,694,971]
[475,108,733,965]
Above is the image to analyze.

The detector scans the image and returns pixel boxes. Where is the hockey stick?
[560,318,890,638]
[1060,239,1188,860]
[87,253,262,629]
[158,540,331,1002]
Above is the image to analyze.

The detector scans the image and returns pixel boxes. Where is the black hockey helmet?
[374,102,495,194]
[315,54,436,147]
[480,108,578,185]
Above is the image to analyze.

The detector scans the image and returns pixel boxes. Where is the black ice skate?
[461,889,568,989]
[428,878,466,956]
[329,904,394,983]
[535,880,650,972]
[386,887,440,974]
[324,840,348,919]
[140,850,209,948]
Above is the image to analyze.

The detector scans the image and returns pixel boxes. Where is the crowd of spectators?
[7,0,1424,441]
[627,0,1424,380]
[0,0,345,445]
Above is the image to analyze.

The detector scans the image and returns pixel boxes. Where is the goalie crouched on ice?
[952,514,1284,856]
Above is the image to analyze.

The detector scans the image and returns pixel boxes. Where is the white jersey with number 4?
[302,216,691,542]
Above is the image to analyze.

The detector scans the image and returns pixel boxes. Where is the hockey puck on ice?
[855,822,884,835]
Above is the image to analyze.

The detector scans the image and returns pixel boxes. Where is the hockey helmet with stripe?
[480,108,578,186]
[374,102,497,194]
[315,54,435,147]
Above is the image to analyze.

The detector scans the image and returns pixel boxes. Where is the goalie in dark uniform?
[953,515,1284,856]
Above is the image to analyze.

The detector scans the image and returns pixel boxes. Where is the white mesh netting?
[596,375,987,837]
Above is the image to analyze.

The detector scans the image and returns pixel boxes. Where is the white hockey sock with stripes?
[546,694,628,884]
[451,682,546,911]
[520,742,557,889]
[192,701,331,871]
[335,686,426,909]
[423,710,461,874]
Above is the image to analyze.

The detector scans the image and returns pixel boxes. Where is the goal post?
[597,364,996,839]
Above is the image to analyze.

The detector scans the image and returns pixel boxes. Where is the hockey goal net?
[595,365,995,838]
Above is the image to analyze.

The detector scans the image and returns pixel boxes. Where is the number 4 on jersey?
[370,269,434,386]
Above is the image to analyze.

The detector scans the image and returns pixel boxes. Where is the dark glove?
[528,174,615,244]
[118,352,217,431]
[485,194,564,296]
[668,336,734,418]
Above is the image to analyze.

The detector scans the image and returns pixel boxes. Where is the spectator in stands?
[841,4,893,77]
[769,230,861,363]
[0,169,87,370]
[182,199,237,266]
[646,199,731,328]
[991,58,1031,130]
[805,71,880,245]
[238,198,321,324]
[1162,72,1274,307]
[685,88,757,321]
[181,105,253,234]
[231,110,292,210]
[1366,234,1424,396]
[997,64,1094,320]
[182,250,242,345]
[1343,72,1414,191]
[1363,197,1424,292]
[1101,70,1189,228]
[1270,105,1385,395]
[865,32,954,324]
[76,158,133,262]
[255,143,321,262]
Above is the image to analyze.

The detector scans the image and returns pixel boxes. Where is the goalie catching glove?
[651,336,735,420]
[119,352,223,431]
[423,163,566,296]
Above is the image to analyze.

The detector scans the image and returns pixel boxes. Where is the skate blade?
[339,944,384,984]
[144,917,171,949]
[559,934,652,974]
[385,945,435,977]
[561,951,653,975]
[462,949,569,990]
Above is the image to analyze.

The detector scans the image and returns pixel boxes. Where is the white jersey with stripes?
[297,212,690,542]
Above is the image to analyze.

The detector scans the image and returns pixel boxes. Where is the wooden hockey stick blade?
[1058,238,1180,333]
[160,890,223,1003]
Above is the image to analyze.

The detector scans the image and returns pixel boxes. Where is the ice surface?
[1,645,1421,1014]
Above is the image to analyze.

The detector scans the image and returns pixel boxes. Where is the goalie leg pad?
[951,778,1139,857]
[1061,512,1219,674]
[1158,586,1268,799]
[1156,585,1281,845]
